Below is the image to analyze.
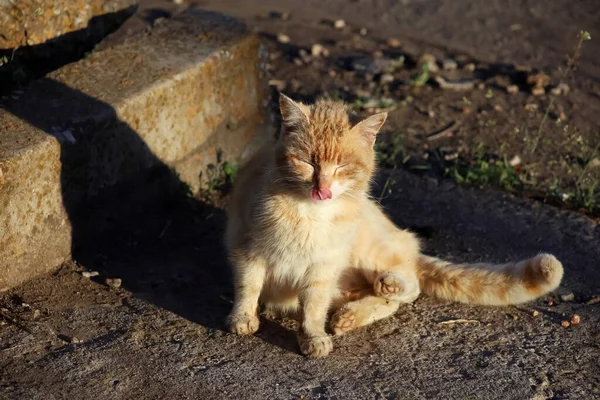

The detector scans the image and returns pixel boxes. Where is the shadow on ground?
[2,78,244,335]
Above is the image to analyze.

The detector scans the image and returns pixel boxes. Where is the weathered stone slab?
[0,9,272,291]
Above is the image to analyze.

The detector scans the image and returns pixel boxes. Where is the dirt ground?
[201,0,600,217]
[2,1,600,399]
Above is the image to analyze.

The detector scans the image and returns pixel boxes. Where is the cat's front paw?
[298,335,333,358]
[227,313,259,335]
[330,308,356,335]
[374,273,404,298]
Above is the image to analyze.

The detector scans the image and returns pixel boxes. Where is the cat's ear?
[351,112,387,146]
[279,93,309,133]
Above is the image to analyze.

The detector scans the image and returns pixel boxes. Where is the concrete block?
[0,9,272,291]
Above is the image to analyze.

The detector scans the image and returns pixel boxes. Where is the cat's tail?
[416,253,564,305]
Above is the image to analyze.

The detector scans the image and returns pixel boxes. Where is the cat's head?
[274,94,387,202]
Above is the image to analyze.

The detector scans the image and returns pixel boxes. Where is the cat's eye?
[294,159,315,172]
[334,164,349,174]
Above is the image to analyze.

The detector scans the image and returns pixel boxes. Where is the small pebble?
[507,85,519,94]
[311,43,324,57]
[547,301,554,306]
[561,320,570,328]
[269,11,290,20]
[588,158,600,170]
[532,310,539,317]
[268,79,286,91]
[442,59,457,71]
[527,72,550,88]
[334,19,346,29]
[387,38,401,48]
[105,278,122,289]
[509,155,521,166]
[570,314,581,325]
[464,63,476,72]
[380,73,395,84]
[82,271,99,278]
[360,27,368,36]
[524,103,538,111]
[277,33,290,44]
[531,86,545,96]
[550,83,570,96]
[560,293,575,302]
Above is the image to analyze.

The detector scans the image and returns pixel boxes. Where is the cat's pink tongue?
[311,187,332,202]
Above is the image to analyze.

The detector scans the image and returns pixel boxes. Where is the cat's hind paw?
[227,313,259,335]
[374,273,404,298]
[330,308,357,335]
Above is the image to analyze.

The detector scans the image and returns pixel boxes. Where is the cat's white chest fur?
[261,198,358,285]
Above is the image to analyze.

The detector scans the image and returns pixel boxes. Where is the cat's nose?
[316,174,333,189]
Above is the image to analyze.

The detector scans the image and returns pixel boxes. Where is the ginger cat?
[225,94,564,358]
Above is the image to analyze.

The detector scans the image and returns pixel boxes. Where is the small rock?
[531,86,545,96]
[547,301,554,306]
[172,0,184,4]
[493,104,504,112]
[527,72,550,88]
[277,33,290,44]
[311,43,324,57]
[105,278,122,289]
[532,310,539,317]
[328,69,337,77]
[509,155,521,166]
[560,320,570,328]
[550,83,570,96]
[293,58,303,66]
[380,73,395,84]
[464,63,476,72]
[82,271,99,278]
[386,38,401,48]
[507,84,519,94]
[570,314,581,325]
[360,27,368,36]
[524,103,538,111]
[442,59,457,71]
[59,334,83,344]
[477,83,486,90]
[587,158,600,170]
[268,79,286,91]
[33,309,40,319]
[560,292,575,302]
[269,11,290,20]
[334,19,346,29]
[557,82,570,95]
[515,64,533,73]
